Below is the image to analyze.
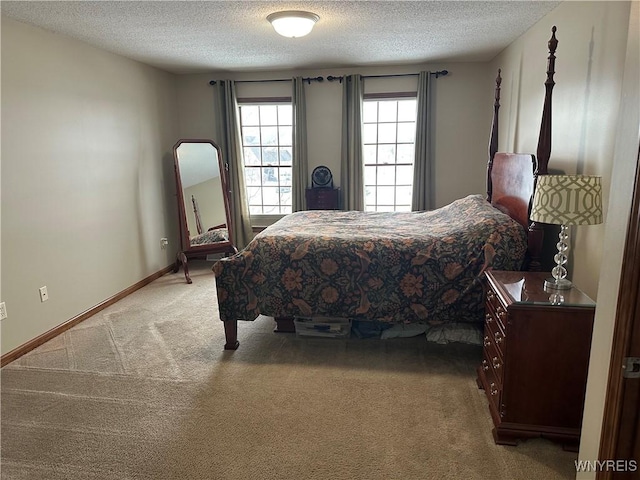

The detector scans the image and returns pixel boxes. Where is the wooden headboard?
[487,26,558,271]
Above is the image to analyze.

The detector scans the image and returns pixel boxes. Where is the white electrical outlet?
[0,302,7,321]
[39,286,49,302]
[160,237,169,249]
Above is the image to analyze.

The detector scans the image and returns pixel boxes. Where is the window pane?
[249,205,263,214]
[397,186,413,205]
[395,205,412,212]
[262,167,278,185]
[378,101,397,122]
[378,145,396,164]
[263,186,279,205]
[279,126,292,146]
[262,147,278,165]
[279,147,292,165]
[247,187,262,206]
[279,186,292,206]
[261,126,278,145]
[377,165,395,185]
[365,186,375,206]
[364,165,376,185]
[397,123,415,143]
[260,105,278,125]
[242,126,260,146]
[377,186,395,205]
[398,100,417,121]
[263,205,279,214]
[245,167,262,186]
[397,165,414,184]
[363,124,377,144]
[278,105,292,125]
[363,102,378,122]
[397,144,414,164]
[280,205,292,214]
[279,167,292,186]
[243,147,261,166]
[363,145,377,164]
[378,123,396,143]
[242,106,260,126]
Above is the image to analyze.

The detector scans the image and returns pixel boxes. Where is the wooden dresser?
[476,270,595,450]
[306,187,340,210]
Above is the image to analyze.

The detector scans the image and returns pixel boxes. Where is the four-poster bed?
[214,28,557,351]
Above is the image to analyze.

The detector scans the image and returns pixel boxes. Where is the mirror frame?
[172,139,237,283]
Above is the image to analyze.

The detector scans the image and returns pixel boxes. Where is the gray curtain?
[411,71,434,211]
[292,77,308,212]
[215,81,253,250]
[340,74,365,211]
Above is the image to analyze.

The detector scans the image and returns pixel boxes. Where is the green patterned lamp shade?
[530,175,603,290]
[530,175,603,225]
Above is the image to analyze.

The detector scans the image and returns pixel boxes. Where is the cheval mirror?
[172,139,237,284]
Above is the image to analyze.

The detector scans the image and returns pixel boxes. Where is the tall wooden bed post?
[486,68,502,202]
[528,25,557,271]
[486,26,557,272]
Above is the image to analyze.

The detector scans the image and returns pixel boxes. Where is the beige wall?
[491,1,637,476]
[176,62,493,215]
[1,17,180,354]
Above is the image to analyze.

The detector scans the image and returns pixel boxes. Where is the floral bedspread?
[213,195,527,325]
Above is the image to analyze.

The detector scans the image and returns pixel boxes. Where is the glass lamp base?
[544,277,573,290]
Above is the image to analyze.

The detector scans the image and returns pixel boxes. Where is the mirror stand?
[172,139,237,284]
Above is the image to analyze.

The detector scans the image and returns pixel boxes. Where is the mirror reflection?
[176,142,228,245]
[173,139,236,284]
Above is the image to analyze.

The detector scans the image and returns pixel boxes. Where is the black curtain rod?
[327,70,448,83]
[209,70,448,86]
[209,76,324,86]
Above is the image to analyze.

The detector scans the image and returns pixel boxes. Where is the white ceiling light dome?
[267,10,319,38]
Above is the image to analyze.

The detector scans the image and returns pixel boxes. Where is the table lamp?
[530,174,603,290]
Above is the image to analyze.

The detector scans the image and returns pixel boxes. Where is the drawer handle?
[482,359,489,371]
[494,331,503,344]
[490,382,498,396]
[484,336,491,348]
[487,291,495,301]
[485,313,493,323]
[492,357,501,370]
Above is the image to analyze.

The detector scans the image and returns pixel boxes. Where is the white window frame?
[238,98,293,223]
[362,93,418,212]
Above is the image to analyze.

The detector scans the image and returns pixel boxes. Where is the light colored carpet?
[1,260,578,479]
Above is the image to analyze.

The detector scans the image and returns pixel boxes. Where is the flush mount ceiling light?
[267,10,319,38]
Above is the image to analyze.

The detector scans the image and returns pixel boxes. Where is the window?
[239,103,293,214]
[363,98,417,212]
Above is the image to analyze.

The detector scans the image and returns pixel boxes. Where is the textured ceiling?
[1,1,561,74]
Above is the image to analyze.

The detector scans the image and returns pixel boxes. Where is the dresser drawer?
[485,291,508,332]
[306,188,339,210]
[484,307,506,357]
[481,349,502,410]
[482,336,504,386]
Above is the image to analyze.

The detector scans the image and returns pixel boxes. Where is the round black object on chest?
[312,166,333,188]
